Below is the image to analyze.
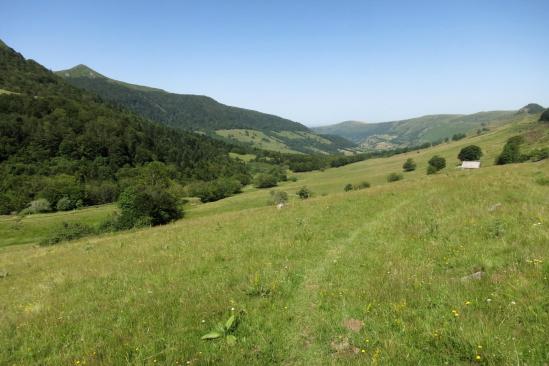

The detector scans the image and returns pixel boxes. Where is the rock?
[488,203,502,212]
[343,318,364,332]
[330,337,360,354]
[461,271,485,281]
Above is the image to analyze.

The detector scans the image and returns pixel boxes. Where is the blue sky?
[2,0,548,125]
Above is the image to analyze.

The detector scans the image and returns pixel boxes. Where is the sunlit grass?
[0,116,547,364]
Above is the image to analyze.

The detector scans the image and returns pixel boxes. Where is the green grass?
[216,129,300,154]
[0,205,116,248]
[189,114,537,219]
[0,117,547,364]
[0,88,17,95]
[229,152,256,162]
[0,160,547,365]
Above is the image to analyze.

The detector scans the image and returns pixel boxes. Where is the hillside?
[1,113,547,364]
[57,65,355,154]
[314,111,519,149]
[0,41,247,214]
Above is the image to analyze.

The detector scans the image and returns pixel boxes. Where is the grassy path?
[0,153,547,364]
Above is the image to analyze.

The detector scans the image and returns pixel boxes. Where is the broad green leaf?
[226,335,237,346]
[225,315,236,331]
[216,323,226,333]
[201,331,223,340]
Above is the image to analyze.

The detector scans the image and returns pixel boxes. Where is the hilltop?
[56,65,355,154]
[518,103,545,114]
[0,41,247,214]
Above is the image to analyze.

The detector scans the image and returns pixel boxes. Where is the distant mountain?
[56,65,355,154]
[313,111,519,149]
[0,40,247,213]
[517,103,545,114]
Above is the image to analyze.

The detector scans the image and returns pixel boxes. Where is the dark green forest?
[57,65,309,132]
[0,41,248,214]
[56,65,355,154]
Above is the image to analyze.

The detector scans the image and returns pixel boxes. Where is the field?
[0,205,116,248]
[216,129,301,154]
[0,117,548,365]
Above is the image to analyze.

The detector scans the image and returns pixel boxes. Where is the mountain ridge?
[56,64,355,154]
[313,111,524,149]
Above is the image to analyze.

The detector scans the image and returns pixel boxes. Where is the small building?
[460,161,481,169]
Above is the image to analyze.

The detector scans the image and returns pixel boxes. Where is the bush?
[428,155,446,172]
[56,197,75,211]
[355,181,371,189]
[85,181,120,205]
[452,133,466,141]
[528,147,549,162]
[254,173,278,188]
[458,145,483,161]
[402,158,417,172]
[427,164,438,175]
[188,178,242,203]
[116,186,182,229]
[496,136,526,165]
[540,109,549,122]
[20,198,52,215]
[288,176,298,182]
[344,183,354,192]
[296,186,312,199]
[269,190,288,205]
[387,173,403,182]
[40,222,94,245]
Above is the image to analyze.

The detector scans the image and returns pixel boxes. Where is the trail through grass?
[0,160,547,365]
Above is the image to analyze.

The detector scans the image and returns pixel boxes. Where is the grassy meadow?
[0,116,548,365]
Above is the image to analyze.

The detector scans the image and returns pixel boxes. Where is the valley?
[1,5,548,362]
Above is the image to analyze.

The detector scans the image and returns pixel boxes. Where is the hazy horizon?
[2,0,548,126]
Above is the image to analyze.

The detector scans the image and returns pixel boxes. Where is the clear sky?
[2,0,548,126]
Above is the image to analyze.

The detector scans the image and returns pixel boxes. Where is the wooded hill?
[0,40,248,213]
[57,65,355,154]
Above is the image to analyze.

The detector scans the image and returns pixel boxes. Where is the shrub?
[254,173,278,188]
[85,181,120,205]
[288,176,298,182]
[387,173,403,182]
[528,147,549,162]
[428,155,446,172]
[116,186,182,229]
[56,197,75,211]
[40,222,94,246]
[402,158,417,172]
[20,198,52,215]
[188,178,242,203]
[540,109,549,122]
[269,190,289,205]
[458,145,483,161]
[355,181,371,189]
[496,136,525,165]
[344,183,354,192]
[296,186,312,199]
[452,133,466,141]
[427,164,438,175]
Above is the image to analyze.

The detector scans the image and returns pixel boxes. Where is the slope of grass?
[189,114,537,219]
[314,111,518,148]
[0,115,542,246]
[0,205,116,248]
[215,129,300,153]
[0,157,547,365]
